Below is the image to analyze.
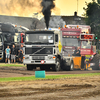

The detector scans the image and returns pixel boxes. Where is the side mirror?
[17,37,19,42]
[55,34,58,42]
[23,35,25,42]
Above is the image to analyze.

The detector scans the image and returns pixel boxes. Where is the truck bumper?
[23,55,56,65]
[23,60,56,65]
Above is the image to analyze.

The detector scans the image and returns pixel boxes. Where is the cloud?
[0,0,42,17]
[0,0,60,17]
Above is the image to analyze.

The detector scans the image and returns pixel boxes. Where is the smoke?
[41,0,55,29]
[52,7,60,15]
[0,0,60,18]
[0,0,42,17]
[49,16,66,28]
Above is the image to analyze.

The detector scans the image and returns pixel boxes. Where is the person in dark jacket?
[11,44,16,63]
[74,47,81,56]
[18,44,24,63]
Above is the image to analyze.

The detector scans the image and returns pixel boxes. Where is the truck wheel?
[90,54,100,70]
[52,58,61,71]
[70,61,74,71]
[27,65,33,70]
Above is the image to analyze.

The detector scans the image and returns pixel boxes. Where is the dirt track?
[0,66,100,100]
[0,66,100,78]
[0,76,100,100]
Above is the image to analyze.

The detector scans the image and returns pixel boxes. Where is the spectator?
[73,47,81,56]
[5,46,11,63]
[11,44,16,63]
[18,44,24,63]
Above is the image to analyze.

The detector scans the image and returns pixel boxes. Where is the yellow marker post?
[58,41,62,53]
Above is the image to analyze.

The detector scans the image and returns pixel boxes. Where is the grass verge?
[0,63,25,67]
[0,73,100,82]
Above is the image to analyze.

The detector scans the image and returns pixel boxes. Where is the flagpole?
[77,0,78,15]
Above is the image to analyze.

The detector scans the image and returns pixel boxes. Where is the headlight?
[91,55,94,58]
[25,56,29,59]
[25,55,30,59]
[90,55,94,59]
[48,56,53,59]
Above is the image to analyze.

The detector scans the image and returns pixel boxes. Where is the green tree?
[97,0,100,4]
[84,0,100,40]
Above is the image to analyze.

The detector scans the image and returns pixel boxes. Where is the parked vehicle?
[0,23,29,61]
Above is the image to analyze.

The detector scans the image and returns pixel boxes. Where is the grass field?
[0,63,25,67]
[0,73,100,82]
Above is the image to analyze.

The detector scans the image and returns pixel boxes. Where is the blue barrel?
[35,71,45,78]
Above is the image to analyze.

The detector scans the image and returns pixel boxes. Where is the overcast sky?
[0,0,96,17]
[54,0,96,16]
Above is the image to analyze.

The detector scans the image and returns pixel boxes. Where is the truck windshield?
[0,34,2,42]
[62,37,80,47]
[81,41,91,49]
[25,33,54,44]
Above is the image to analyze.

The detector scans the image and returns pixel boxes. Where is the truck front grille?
[25,48,32,54]
[32,56,45,60]
[63,49,74,56]
[25,47,53,55]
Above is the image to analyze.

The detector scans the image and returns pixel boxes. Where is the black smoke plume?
[41,0,55,29]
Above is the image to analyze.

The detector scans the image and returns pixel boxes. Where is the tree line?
[84,0,100,41]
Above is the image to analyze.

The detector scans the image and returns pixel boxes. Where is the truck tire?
[90,54,100,70]
[27,65,33,70]
[52,58,61,71]
[70,61,74,71]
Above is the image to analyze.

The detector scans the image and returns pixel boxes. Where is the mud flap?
[81,56,85,69]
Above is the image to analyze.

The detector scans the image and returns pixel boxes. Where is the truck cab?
[23,29,62,71]
[60,25,95,70]
[60,27,81,70]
